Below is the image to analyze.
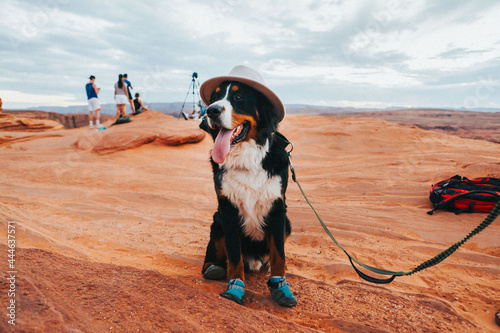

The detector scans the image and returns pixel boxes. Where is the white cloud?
[0,90,80,108]
[344,1,500,72]
[279,1,362,32]
[2,1,115,48]
[159,0,299,53]
[262,60,420,87]
[0,0,499,110]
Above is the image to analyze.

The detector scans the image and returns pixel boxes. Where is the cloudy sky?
[1,0,499,110]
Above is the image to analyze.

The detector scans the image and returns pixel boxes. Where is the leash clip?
[286,141,294,155]
[286,142,297,182]
[286,142,294,167]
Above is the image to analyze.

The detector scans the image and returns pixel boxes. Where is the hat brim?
[200,76,285,123]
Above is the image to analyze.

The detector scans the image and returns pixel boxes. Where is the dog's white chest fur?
[220,140,282,241]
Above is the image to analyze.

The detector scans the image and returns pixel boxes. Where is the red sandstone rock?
[74,110,206,154]
[0,113,499,333]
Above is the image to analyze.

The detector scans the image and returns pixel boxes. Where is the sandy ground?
[0,112,499,332]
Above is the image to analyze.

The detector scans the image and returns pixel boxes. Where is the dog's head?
[200,80,279,164]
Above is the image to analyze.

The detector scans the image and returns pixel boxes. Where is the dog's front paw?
[267,276,297,307]
[220,278,245,305]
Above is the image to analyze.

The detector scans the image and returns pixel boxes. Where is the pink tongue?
[212,128,235,164]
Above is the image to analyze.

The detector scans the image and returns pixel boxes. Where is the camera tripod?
[178,72,203,120]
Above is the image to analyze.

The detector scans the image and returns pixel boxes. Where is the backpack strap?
[454,201,475,215]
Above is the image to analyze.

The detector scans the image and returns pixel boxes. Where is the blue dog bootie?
[203,265,227,280]
[220,278,245,305]
[267,276,297,307]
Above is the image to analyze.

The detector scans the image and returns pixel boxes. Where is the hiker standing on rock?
[114,74,128,118]
[86,75,102,130]
[123,74,135,114]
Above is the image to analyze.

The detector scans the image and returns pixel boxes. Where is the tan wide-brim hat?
[200,65,285,123]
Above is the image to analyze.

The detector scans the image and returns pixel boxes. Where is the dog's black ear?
[255,95,279,146]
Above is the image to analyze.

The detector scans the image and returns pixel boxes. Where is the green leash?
[279,134,500,284]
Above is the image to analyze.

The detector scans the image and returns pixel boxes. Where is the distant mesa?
[26,102,185,117]
[4,110,113,129]
[1,106,498,145]
[0,112,64,132]
[326,109,500,144]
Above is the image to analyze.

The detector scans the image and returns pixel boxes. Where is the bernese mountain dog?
[199,66,297,307]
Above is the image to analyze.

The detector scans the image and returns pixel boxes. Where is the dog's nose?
[207,104,224,120]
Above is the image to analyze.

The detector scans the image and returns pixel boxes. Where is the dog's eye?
[233,93,243,101]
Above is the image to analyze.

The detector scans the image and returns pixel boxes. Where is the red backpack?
[428,175,500,215]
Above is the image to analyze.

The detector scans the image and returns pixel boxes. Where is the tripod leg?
[178,79,195,120]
